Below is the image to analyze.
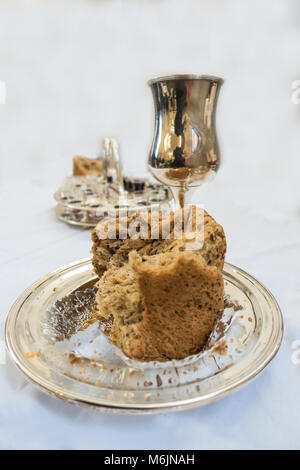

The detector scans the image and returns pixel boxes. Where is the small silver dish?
[54,176,173,228]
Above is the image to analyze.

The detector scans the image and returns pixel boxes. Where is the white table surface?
[1,0,300,450]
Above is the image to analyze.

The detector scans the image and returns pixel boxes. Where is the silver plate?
[5,259,283,414]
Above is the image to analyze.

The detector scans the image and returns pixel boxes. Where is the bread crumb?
[213,340,227,355]
[69,353,82,364]
[144,381,153,387]
[156,374,163,387]
[25,351,41,359]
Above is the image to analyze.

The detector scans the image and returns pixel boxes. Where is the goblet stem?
[170,184,199,210]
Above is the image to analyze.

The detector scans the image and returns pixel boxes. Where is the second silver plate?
[5,259,283,414]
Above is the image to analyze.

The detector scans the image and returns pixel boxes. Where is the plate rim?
[5,258,284,413]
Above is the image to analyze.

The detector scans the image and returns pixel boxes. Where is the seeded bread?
[91,206,226,361]
[91,206,226,277]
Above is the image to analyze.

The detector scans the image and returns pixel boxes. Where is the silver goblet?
[148,74,224,208]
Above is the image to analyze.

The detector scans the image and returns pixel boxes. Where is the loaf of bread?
[73,156,103,176]
[91,206,226,361]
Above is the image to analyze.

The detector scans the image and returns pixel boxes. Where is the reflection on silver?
[148,74,224,205]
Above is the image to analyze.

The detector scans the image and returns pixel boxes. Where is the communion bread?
[73,156,103,176]
[91,206,226,361]
[91,206,226,277]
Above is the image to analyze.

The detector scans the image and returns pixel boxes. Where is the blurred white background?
[1,0,300,450]
[1,0,300,212]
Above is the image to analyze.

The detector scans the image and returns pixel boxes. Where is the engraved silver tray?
[5,259,283,414]
[54,176,173,228]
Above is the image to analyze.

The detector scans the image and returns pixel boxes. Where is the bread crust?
[91,206,226,276]
[73,156,103,176]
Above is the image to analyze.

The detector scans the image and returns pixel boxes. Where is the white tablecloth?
[0,0,300,450]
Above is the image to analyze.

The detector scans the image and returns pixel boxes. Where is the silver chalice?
[148,74,224,208]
